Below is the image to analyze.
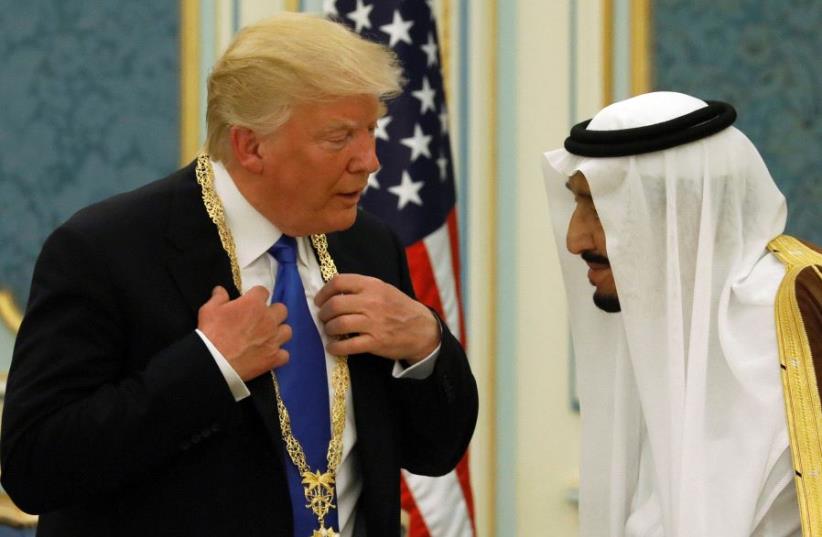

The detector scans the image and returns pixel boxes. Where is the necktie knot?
[269,234,298,265]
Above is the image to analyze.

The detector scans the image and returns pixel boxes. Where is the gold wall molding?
[0,290,22,334]
[602,0,613,106]
[180,0,201,165]
[601,0,652,105]
[630,0,652,95]
[440,0,452,105]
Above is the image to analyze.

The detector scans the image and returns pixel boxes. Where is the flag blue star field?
[324,2,475,537]
[328,0,456,247]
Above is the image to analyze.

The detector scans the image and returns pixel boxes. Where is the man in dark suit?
[0,12,478,537]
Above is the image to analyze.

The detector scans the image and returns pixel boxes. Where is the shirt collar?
[211,159,310,269]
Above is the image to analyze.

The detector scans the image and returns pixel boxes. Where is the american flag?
[324,1,476,536]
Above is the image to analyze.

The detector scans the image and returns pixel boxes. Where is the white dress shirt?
[195,160,439,537]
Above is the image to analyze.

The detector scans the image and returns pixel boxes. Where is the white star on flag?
[380,10,414,47]
[437,157,448,181]
[388,171,424,209]
[375,116,392,141]
[411,77,436,114]
[347,0,374,33]
[364,171,380,193]
[323,0,338,16]
[421,33,438,66]
[400,124,432,161]
[439,108,449,134]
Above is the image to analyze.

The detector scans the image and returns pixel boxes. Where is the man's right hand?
[198,285,292,381]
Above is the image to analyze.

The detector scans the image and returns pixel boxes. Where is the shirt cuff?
[195,329,251,402]
[392,343,441,380]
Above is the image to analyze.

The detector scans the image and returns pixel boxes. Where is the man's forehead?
[309,98,382,129]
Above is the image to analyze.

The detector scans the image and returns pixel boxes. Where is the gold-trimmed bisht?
[768,234,822,537]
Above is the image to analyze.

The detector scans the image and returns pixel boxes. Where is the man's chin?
[332,208,359,231]
[292,209,359,236]
[593,292,621,313]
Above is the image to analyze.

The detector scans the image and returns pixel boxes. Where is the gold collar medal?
[195,154,350,537]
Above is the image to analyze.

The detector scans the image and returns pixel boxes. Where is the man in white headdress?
[542,91,822,537]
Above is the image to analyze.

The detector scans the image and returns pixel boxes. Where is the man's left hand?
[314,274,440,364]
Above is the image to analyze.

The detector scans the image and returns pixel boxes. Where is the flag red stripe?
[405,228,476,536]
[446,209,467,347]
[454,455,476,533]
[443,211,475,531]
[401,475,433,537]
[405,241,446,320]
[403,240,444,537]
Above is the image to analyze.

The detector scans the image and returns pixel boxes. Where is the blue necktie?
[269,235,337,536]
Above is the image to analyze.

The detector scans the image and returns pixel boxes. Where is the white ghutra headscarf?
[543,92,800,536]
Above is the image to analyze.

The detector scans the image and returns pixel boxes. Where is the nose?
[348,132,380,175]
[566,206,594,255]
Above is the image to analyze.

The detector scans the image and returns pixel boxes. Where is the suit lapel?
[165,164,285,458]
[323,231,362,276]
[166,163,239,306]
[323,229,386,449]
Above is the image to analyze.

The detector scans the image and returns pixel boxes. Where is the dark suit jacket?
[0,163,478,537]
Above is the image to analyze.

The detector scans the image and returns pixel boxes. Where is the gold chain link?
[195,154,243,292]
[196,154,349,533]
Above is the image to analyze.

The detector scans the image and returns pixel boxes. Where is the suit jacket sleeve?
[386,227,478,477]
[0,222,237,514]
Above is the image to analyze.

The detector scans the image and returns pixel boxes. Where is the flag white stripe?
[403,469,473,537]
[422,223,462,341]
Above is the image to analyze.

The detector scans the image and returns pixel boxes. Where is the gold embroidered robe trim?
[768,234,822,537]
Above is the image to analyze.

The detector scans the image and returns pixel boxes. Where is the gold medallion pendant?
[195,155,350,537]
[312,526,339,537]
[303,470,337,536]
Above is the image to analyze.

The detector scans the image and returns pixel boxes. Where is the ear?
[229,126,264,175]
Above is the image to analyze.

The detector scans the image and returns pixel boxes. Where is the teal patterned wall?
[653,0,822,244]
[0,1,181,312]
[0,3,180,516]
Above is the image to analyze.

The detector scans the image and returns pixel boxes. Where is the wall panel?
[0,0,181,365]
[653,0,822,243]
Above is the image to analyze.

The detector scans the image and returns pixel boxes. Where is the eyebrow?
[317,118,377,138]
[318,123,354,136]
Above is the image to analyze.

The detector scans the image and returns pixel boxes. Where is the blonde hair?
[205,12,404,162]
